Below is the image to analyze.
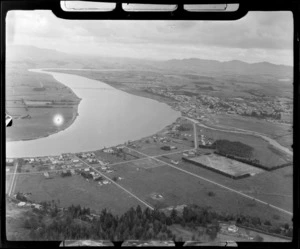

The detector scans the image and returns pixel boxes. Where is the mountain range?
[6,45,293,79]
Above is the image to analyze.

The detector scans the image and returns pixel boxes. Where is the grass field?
[187,154,263,177]
[12,174,142,215]
[157,153,293,213]
[209,113,293,149]
[196,126,291,168]
[104,161,292,225]
[6,67,80,141]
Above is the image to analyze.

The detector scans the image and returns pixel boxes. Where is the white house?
[103,148,114,153]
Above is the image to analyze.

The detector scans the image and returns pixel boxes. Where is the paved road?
[126,147,293,216]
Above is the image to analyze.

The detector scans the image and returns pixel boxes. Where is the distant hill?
[6,45,293,79]
[6,45,71,61]
[163,58,292,78]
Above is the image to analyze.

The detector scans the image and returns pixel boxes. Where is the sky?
[6,10,293,66]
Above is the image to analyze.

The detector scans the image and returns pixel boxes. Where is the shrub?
[254,235,264,242]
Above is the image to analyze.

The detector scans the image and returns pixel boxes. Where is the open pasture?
[157,154,293,213]
[186,154,264,178]
[197,126,291,168]
[108,161,292,224]
[12,174,142,215]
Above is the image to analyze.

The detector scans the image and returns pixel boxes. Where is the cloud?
[5,10,293,65]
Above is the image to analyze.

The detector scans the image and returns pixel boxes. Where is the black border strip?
[1,0,299,248]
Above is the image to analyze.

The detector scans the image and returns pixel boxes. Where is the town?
[145,87,292,124]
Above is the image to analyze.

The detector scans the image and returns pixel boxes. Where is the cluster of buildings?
[199,134,214,146]
[79,167,112,186]
[145,87,292,124]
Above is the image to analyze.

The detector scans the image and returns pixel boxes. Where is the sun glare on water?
[53,114,64,126]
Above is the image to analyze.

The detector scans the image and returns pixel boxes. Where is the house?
[6,158,14,164]
[103,148,114,153]
[84,168,90,172]
[228,225,238,233]
[32,204,42,210]
[44,172,50,179]
[17,202,26,207]
[99,160,108,166]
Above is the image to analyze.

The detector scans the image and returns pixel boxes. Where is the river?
[6,69,181,158]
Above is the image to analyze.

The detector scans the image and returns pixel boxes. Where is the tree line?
[213,139,254,158]
[21,200,292,241]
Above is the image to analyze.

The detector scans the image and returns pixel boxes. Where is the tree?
[136,205,142,219]
[254,234,264,242]
[16,192,27,202]
[170,209,178,223]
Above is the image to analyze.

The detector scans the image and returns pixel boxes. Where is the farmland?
[12,174,142,215]
[5,50,294,241]
[196,125,292,168]
[103,161,292,224]
[185,154,264,178]
[7,114,293,228]
[6,66,80,141]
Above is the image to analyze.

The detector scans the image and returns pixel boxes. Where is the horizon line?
[7,44,293,67]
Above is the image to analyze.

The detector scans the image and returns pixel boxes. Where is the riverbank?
[6,69,81,142]
[6,105,80,142]
[6,69,180,158]
[89,83,293,158]
[43,68,292,156]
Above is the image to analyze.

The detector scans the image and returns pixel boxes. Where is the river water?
[6,69,181,158]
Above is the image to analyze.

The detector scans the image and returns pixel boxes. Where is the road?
[183,116,292,156]
[75,156,154,210]
[125,146,293,216]
[7,145,292,216]
[193,123,197,149]
[8,162,18,196]
[6,149,194,176]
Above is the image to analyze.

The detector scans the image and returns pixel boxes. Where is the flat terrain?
[196,125,292,168]
[186,154,263,177]
[207,113,292,149]
[5,57,294,242]
[157,155,293,213]
[6,66,80,141]
[12,174,142,215]
[104,161,291,224]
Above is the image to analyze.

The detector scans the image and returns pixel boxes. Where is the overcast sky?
[6,10,293,65]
